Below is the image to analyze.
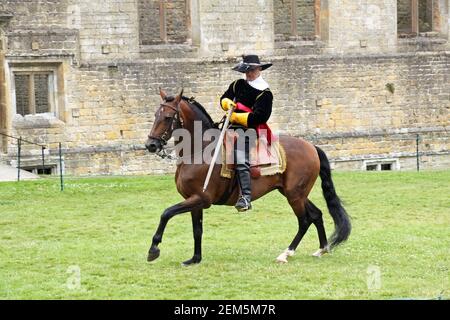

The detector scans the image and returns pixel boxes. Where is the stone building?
[0,0,449,176]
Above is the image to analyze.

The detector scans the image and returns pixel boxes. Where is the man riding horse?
[220,54,273,212]
[145,55,351,265]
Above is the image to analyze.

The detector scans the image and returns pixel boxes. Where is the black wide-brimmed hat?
[232,55,272,73]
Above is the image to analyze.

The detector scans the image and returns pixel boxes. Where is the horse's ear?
[175,89,184,104]
[159,87,167,100]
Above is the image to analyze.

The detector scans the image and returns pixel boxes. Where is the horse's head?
[145,88,183,153]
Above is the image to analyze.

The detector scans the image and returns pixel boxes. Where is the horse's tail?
[315,146,351,249]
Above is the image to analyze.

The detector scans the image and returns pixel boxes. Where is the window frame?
[12,71,55,116]
[363,159,400,171]
[139,0,193,45]
[397,0,446,37]
[9,63,63,120]
[22,165,56,176]
[274,0,322,41]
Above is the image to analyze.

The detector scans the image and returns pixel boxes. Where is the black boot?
[235,165,252,212]
[233,129,252,212]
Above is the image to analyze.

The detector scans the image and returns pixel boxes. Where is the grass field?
[0,171,449,300]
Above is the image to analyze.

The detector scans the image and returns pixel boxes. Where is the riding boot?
[235,164,252,212]
[234,135,252,212]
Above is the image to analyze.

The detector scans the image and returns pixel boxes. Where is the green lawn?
[0,171,449,299]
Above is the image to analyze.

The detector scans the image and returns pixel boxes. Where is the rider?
[220,54,273,212]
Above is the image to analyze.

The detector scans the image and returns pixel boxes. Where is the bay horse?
[145,89,351,265]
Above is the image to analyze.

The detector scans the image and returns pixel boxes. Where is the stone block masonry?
[5,51,448,175]
[0,1,449,175]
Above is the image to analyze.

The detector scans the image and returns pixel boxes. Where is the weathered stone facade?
[0,0,449,175]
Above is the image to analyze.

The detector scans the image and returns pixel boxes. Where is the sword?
[203,105,235,192]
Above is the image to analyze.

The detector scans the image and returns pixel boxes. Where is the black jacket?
[220,79,273,128]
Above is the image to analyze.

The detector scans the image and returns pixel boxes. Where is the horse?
[145,88,351,265]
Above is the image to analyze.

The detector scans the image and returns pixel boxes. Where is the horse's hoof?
[147,248,160,262]
[182,256,201,266]
[312,246,329,257]
[276,249,295,263]
[276,257,288,264]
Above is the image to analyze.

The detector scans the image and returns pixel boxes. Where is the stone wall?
[0,0,69,29]
[326,0,397,54]
[267,53,449,136]
[198,0,274,56]
[7,29,79,58]
[76,0,140,62]
[5,51,449,175]
[0,0,139,62]
[0,0,449,175]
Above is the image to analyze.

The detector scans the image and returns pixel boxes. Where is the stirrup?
[235,196,252,212]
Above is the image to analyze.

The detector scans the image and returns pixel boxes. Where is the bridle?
[148,100,183,159]
[148,101,183,146]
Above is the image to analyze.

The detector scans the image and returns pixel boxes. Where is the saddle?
[220,130,286,179]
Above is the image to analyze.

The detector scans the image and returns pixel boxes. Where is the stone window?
[363,159,399,171]
[138,0,191,44]
[22,165,55,175]
[9,62,65,121]
[274,0,320,41]
[14,72,52,116]
[13,71,54,116]
[397,0,446,37]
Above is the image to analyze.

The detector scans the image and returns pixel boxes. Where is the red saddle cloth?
[222,131,282,179]
[235,102,275,145]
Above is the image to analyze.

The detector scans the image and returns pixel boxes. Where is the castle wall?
[0,1,448,174]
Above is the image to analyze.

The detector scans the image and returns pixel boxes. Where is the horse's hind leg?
[182,208,203,266]
[276,197,311,263]
[306,200,330,257]
[276,199,329,263]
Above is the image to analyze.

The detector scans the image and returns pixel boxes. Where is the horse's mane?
[182,96,217,129]
[164,95,217,129]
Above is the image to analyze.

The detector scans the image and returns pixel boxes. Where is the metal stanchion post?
[41,146,45,174]
[416,134,420,172]
[59,142,64,191]
[17,137,22,181]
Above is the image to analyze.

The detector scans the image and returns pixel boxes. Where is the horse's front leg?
[147,195,206,263]
[182,208,203,266]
